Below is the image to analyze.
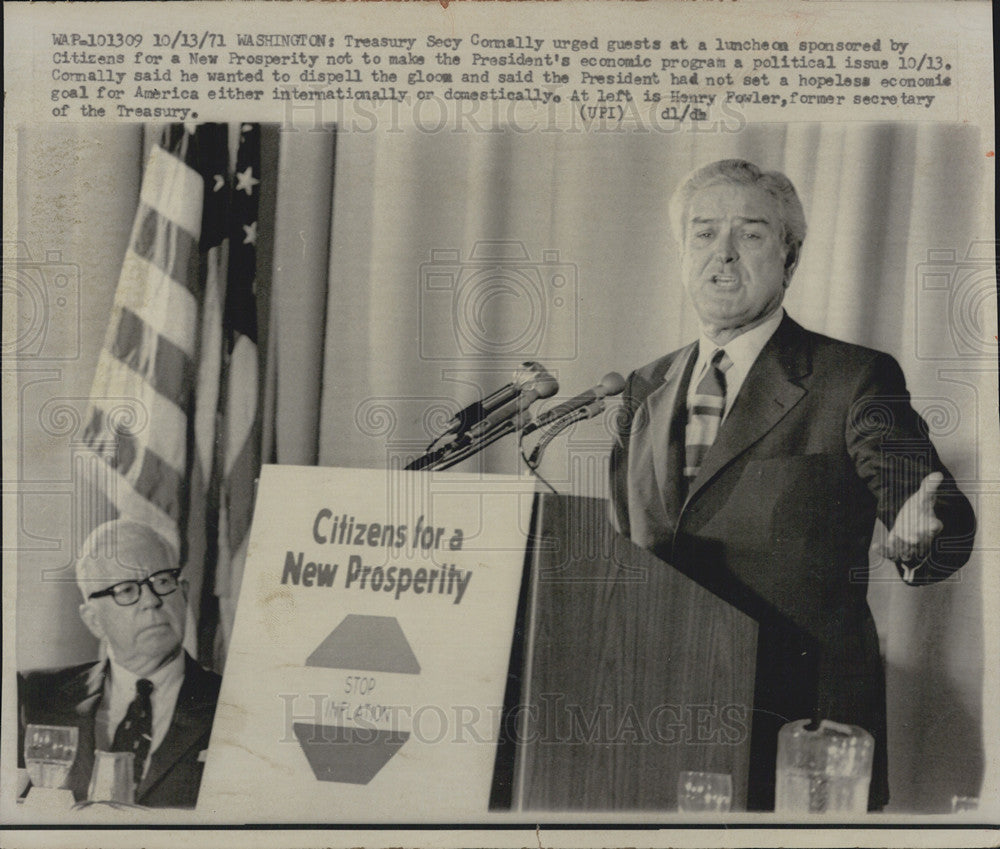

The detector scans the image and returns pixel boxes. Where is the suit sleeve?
[845,351,976,583]
[608,370,640,538]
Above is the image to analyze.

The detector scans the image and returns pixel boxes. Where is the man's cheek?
[166,606,187,637]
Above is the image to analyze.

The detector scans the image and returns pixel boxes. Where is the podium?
[493,493,758,812]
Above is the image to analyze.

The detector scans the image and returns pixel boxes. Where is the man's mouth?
[710,274,739,289]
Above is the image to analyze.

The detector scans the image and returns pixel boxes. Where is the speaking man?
[609,159,976,810]
[18,519,221,808]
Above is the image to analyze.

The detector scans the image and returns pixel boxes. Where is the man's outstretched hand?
[879,471,945,582]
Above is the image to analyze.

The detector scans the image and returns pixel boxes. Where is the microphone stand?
[523,400,606,470]
[404,409,533,471]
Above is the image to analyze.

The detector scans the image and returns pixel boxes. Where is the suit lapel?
[686,316,811,503]
[645,343,697,525]
[56,661,106,801]
[63,660,106,714]
[136,654,213,802]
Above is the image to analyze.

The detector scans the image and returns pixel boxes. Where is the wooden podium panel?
[509,494,757,812]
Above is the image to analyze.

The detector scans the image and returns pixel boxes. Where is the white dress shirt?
[686,308,785,420]
[98,648,186,778]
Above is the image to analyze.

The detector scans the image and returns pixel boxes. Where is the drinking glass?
[775,719,874,814]
[24,724,78,790]
[677,771,732,812]
[951,795,979,814]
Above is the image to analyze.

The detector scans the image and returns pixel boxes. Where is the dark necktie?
[684,348,733,490]
[111,678,153,784]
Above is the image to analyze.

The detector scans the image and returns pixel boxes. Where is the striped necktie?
[684,348,733,489]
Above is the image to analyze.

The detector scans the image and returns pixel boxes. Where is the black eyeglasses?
[87,568,183,607]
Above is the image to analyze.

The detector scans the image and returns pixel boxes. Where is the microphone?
[526,398,608,468]
[465,373,559,440]
[523,372,625,436]
[434,406,536,471]
[441,362,549,436]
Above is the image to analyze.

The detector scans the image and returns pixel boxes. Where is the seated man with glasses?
[17,519,221,808]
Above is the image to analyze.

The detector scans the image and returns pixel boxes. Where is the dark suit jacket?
[610,314,975,810]
[18,652,221,809]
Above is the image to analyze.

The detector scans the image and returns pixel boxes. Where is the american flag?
[81,123,262,666]
[214,123,262,662]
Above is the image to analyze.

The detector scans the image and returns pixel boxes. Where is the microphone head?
[598,372,626,398]
[531,374,560,399]
[513,361,548,388]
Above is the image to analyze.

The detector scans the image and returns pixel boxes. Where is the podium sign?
[199,465,535,820]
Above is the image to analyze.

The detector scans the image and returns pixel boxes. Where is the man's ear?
[783,242,800,286]
[79,602,105,640]
[179,576,190,601]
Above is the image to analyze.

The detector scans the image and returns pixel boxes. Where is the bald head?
[75,519,178,598]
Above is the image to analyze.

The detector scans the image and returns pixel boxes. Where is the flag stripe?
[131,206,202,300]
[221,335,258,467]
[80,406,184,522]
[110,307,195,412]
[88,352,188,470]
[130,440,186,522]
[95,470,180,554]
[192,251,225,481]
[140,143,205,236]
[82,407,137,474]
[115,252,198,355]
[223,419,259,546]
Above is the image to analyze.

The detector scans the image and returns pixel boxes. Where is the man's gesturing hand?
[879,471,945,583]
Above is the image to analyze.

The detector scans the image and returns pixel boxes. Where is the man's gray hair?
[75,519,178,598]
[669,159,807,252]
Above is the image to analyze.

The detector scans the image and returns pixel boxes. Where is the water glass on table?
[24,724,77,790]
[774,719,874,815]
[677,770,732,813]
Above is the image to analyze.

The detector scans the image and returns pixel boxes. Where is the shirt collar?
[106,646,185,696]
[696,307,784,374]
